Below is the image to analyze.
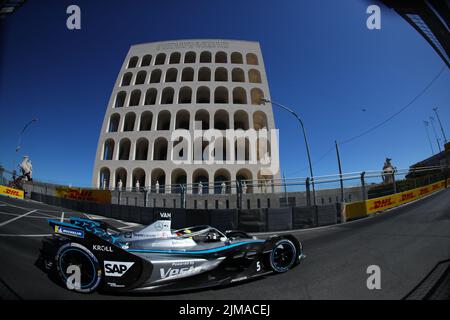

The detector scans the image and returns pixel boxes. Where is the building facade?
[92,39,280,193]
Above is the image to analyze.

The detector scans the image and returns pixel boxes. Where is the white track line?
[0,209,38,227]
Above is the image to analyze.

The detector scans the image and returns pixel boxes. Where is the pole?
[335,140,344,202]
[261,98,316,205]
[433,107,447,144]
[423,121,435,155]
[283,172,288,206]
[430,117,442,153]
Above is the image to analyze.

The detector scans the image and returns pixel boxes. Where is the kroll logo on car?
[92,244,113,252]
[54,225,84,238]
[104,261,134,277]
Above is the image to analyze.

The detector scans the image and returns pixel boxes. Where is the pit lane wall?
[344,178,450,221]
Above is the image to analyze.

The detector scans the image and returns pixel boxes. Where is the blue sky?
[0,0,448,187]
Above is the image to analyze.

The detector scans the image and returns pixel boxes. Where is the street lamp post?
[261,98,316,206]
[432,107,447,144]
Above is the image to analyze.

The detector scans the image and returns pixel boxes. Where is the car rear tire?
[269,239,297,273]
[56,242,102,293]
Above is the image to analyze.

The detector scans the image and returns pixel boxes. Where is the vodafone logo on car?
[104,261,134,277]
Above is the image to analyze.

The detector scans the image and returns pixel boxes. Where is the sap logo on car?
[54,225,84,238]
[160,266,200,279]
[104,261,134,277]
[92,244,113,252]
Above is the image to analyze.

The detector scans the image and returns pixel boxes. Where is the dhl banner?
[55,187,111,204]
[345,178,449,221]
[0,185,24,199]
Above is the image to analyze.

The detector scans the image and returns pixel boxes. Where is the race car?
[37,211,304,293]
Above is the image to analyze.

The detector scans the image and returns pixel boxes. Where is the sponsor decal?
[107,282,125,288]
[160,266,200,279]
[401,192,414,202]
[55,187,111,203]
[92,244,113,252]
[54,225,84,238]
[370,197,394,210]
[159,212,171,219]
[0,185,24,199]
[104,261,134,277]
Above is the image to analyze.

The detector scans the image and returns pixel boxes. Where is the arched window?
[198,67,211,81]
[253,111,268,130]
[214,67,228,81]
[248,69,261,83]
[161,87,174,104]
[108,113,120,132]
[236,169,253,193]
[129,90,141,106]
[235,137,250,161]
[103,139,115,160]
[250,88,264,105]
[118,139,131,160]
[194,109,210,130]
[135,138,149,160]
[257,138,271,162]
[132,168,146,189]
[127,56,138,68]
[233,110,249,130]
[169,52,181,64]
[230,52,243,64]
[144,88,157,105]
[151,168,165,193]
[171,169,187,193]
[175,110,190,129]
[178,87,192,104]
[193,169,209,194]
[156,110,171,130]
[196,86,210,103]
[115,168,127,190]
[153,138,168,160]
[200,51,212,63]
[121,72,132,86]
[141,54,152,67]
[123,113,136,131]
[114,91,126,108]
[181,67,194,81]
[214,109,229,130]
[214,86,228,104]
[165,68,178,82]
[184,51,196,63]
[150,69,162,83]
[246,53,259,65]
[139,111,153,131]
[214,169,231,194]
[215,51,227,63]
[232,68,245,82]
[99,167,110,189]
[233,87,247,104]
[155,53,166,65]
[135,70,147,85]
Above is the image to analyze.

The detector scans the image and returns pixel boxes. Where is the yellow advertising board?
[345,179,448,221]
[0,185,24,199]
[55,187,111,203]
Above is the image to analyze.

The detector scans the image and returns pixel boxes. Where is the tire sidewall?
[56,242,102,293]
[269,239,297,273]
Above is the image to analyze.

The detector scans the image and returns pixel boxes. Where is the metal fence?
[3,164,448,210]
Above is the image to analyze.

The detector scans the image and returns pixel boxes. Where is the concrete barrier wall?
[344,178,450,221]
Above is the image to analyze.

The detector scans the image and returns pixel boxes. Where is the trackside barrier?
[0,185,24,199]
[344,179,450,221]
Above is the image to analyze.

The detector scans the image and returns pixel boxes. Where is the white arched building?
[92,39,280,193]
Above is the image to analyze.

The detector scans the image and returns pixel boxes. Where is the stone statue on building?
[198,181,203,195]
[135,180,140,191]
[221,181,226,194]
[155,180,160,194]
[382,158,395,184]
[242,180,247,194]
[117,179,123,190]
[103,178,107,190]
[19,155,33,181]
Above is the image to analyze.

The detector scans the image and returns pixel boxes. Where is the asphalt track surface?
[0,188,449,300]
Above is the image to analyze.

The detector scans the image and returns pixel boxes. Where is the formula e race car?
[37,211,304,293]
